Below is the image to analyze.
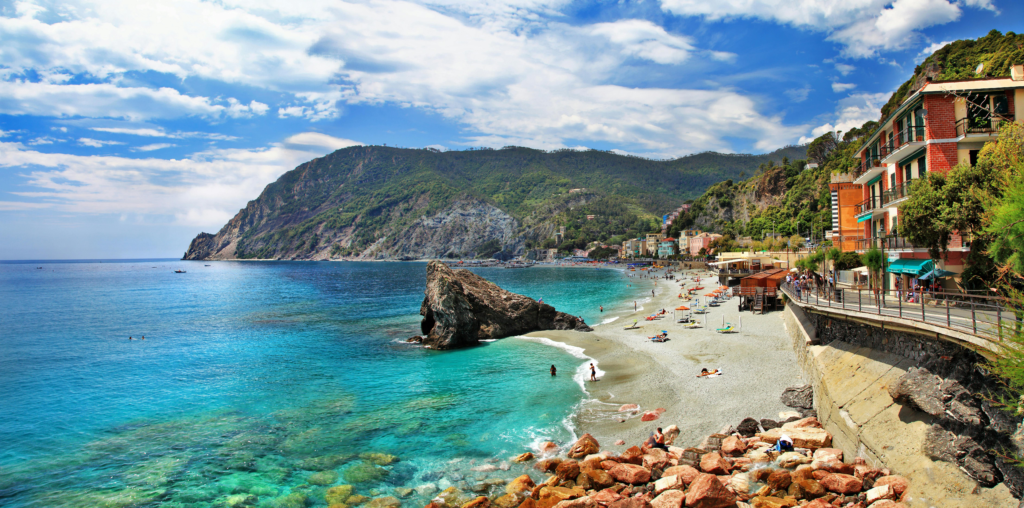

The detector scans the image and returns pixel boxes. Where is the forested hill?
[674,29,1023,251]
[183,144,806,261]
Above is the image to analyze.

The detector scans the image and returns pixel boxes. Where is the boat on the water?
[174,270,186,273]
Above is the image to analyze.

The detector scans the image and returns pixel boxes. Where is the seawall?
[782,302,1017,507]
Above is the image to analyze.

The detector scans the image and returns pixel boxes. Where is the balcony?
[859,155,882,176]
[855,196,883,217]
[854,236,918,252]
[956,114,1015,137]
[880,125,926,164]
[881,181,912,206]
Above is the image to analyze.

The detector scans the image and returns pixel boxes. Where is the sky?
[0,0,1021,259]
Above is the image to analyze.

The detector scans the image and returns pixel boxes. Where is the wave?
[513,336,604,393]
[599,316,619,325]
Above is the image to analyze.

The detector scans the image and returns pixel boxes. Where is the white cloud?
[0,201,53,211]
[800,92,889,144]
[588,19,695,65]
[0,0,807,155]
[78,138,125,147]
[0,81,267,120]
[784,88,811,103]
[0,135,360,227]
[831,82,857,93]
[88,126,240,141]
[834,63,855,76]
[133,143,175,152]
[283,132,363,151]
[28,136,60,145]
[920,40,952,56]
[657,0,987,58]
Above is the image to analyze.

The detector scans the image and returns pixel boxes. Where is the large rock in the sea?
[419,261,592,349]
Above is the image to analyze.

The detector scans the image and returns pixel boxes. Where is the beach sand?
[524,267,806,451]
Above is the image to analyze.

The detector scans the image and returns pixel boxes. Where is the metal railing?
[856,196,883,215]
[860,155,881,175]
[881,181,912,206]
[781,281,1020,344]
[879,125,925,159]
[956,114,1015,137]
[854,236,917,251]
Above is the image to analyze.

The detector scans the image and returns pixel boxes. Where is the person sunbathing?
[696,368,719,377]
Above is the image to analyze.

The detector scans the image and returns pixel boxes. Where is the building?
[526,249,559,262]
[645,233,665,255]
[828,173,866,251]
[621,238,644,258]
[657,238,678,258]
[846,64,1024,289]
[689,232,722,256]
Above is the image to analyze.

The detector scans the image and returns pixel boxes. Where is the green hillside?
[184,144,806,260]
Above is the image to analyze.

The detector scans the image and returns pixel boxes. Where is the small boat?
[204,264,211,267]
[174,270,187,273]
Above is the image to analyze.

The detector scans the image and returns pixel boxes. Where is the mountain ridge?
[183,144,806,261]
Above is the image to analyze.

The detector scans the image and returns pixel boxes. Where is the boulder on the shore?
[887,367,945,417]
[568,434,600,458]
[419,261,591,349]
[780,385,813,410]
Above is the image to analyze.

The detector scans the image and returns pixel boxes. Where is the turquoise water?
[0,261,638,508]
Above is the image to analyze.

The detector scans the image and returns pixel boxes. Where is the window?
[903,164,911,182]
[993,94,1009,116]
[918,156,926,176]
[890,173,896,189]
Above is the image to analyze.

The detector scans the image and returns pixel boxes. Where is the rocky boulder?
[568,434,600,458]
[608,464,651,484]
[780,385,813,409]
[683,474,736,508]
[419,261,591,349]
[887,367,945,417]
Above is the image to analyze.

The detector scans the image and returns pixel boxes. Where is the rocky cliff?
[182,144,806,261]
[417,261,591,349]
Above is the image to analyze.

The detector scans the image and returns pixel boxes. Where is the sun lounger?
[715,325,736,334]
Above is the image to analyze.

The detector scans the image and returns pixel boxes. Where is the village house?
[657,238,678,258]
[840,64,1024,290]
[645,233,665,255]
[689,232,721,256]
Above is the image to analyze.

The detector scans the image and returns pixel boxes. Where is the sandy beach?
[524,266,806,451]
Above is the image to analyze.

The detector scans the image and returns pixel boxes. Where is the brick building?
[842,64,1024,289]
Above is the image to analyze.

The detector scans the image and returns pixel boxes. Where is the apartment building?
[844,64,1024,288]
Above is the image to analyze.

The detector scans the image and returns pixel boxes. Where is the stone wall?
[782,303,1019,507]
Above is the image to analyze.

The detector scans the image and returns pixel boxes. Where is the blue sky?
[0,0,1020,259]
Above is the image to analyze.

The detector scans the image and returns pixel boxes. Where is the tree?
[861,247,885,294]
[985,123,1024,277]
[787,234,804,269]
[807,132,839,165]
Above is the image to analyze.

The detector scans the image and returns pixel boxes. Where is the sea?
[0,260,650,508]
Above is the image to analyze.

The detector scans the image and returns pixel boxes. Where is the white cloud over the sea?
[0,0,805,155]
[0,135,358,227]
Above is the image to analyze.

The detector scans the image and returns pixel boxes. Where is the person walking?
[589,363,597,382]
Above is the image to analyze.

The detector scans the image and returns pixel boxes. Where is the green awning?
[857,214,872,223]
[898,147,926,166]
[867,174,882,186]
[887,258,933,275]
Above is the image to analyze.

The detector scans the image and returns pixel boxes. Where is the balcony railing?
[879,125,926,160]
[881,181,912,206]
[854,236,917,251]
[956,114,1015,137]
[860,155,882,175]
[856,196,883,215]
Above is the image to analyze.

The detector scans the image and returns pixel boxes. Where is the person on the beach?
[697,368,719,377]
[589,363,597,381]
[634,301,637,311]
[652,428,669,451]
[772,434,794,452]
[599,305,603,312]
[550,365,557,376]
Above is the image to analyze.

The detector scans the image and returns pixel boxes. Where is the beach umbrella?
[676,305,690,310]
[705,293,717,297]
